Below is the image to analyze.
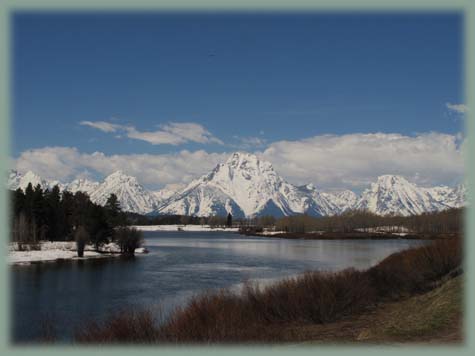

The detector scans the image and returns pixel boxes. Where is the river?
[11,231,426,342]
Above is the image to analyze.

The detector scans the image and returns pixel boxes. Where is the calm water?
[12,231,426,342]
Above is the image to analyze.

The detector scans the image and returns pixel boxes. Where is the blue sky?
[12,12,466,190]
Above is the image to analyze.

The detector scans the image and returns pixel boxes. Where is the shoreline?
[132,224,239,232]
[8,241,147,266]
[240,231,458,240]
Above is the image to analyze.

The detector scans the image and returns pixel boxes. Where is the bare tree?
[75,226,89,257]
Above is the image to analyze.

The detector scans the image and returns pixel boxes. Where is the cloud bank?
[14,132,464,191]
[261,132,464,190]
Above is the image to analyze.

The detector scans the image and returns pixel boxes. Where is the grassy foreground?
[74,238,463,344]
[293,274,463,344]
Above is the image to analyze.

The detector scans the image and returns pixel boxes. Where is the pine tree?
[105,193,125,227]
[88,204,111,251]
[32,184,47,240]
[45,185,64,241]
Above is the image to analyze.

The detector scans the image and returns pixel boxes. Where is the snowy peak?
[104,170,135,182]
[158,152,337,217]
[193,152,284,216]
[89,171,158,214]
[322,190,359,213]
[6,169,160,215]
[375,174,410,188]
[356,175,464,216]
[225,152,274,173]
[7,170,59,191]
[64,178,100,195]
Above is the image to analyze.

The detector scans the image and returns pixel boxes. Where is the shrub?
[75,308,160,343]
[114,227,143,256]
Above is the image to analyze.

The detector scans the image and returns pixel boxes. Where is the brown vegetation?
[262,208,463,235]
[72,237,462,344]
[114,227,143,256]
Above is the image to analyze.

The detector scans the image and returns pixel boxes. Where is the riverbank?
[8,241,147,265]
[241,230,458,240]
[73,237,462,344]
[287,274,463,344]
[133,224,239,232]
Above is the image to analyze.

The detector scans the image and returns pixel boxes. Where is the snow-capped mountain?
[88,171,159,215]
[152,184,184,202]
[322,189,359,213]
[355,175,464,216]
[157,155,466,217]
[7,170,159,214]
[157,152,347,217]
[64,178,100,195]
[7,170,63,191]
[7,156,466,217]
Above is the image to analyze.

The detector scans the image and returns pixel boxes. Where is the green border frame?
[0,0,473,355]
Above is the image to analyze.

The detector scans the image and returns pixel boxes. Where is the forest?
[9,183,141,254]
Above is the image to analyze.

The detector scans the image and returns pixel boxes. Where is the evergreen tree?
[32,184,48,240]
[105,193,125,227]
[72,191,91,228]
[45,185,64,241]
[60,190,75,240]
[88,204,111,251]
[226,213,233,228]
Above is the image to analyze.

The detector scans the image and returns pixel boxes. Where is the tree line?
[125,207,463,235]
[271,208,464,234]
[126,212,234,228]
[10,183,141,254]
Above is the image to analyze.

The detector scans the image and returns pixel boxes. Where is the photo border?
[0,0,473,355]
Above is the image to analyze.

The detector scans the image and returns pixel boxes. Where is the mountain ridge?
[7,152,466,217]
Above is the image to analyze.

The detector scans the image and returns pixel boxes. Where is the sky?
[12,12,466,191]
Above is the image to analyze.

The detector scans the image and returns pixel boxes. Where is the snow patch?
[133,224,239,232]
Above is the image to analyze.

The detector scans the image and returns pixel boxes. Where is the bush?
[114,227,143,256]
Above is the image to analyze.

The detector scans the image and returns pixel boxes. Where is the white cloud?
[79,121,122,133]
[80,120,223,146]
[446,103,469,114]
[260,132,465,190]
[14,132,464,191]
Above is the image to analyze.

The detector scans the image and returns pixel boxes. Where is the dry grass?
[72,237,462,344]
[378,275,463,340]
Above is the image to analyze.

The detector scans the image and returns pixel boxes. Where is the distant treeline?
[128,208,463,235]
[126,213,232,227]
[271,208,464,234]
[10,183,128,249]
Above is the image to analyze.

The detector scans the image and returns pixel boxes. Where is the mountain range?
[7,152,466,217]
